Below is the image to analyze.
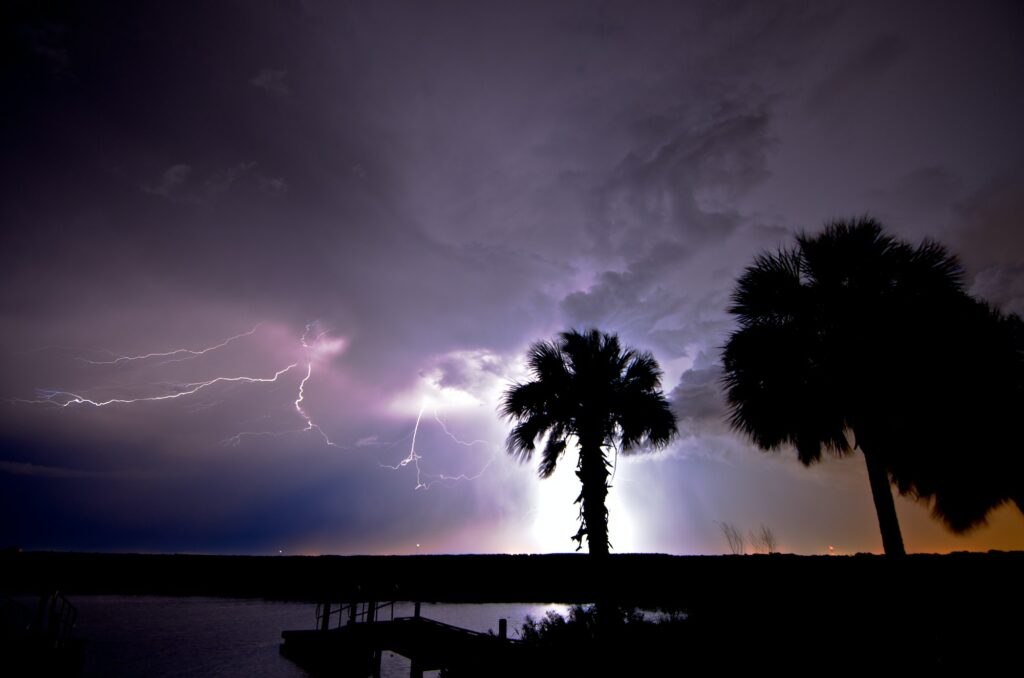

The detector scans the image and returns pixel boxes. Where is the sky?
[2,0,1023,556]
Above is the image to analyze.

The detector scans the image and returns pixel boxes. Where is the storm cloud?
[2,0,1022,555]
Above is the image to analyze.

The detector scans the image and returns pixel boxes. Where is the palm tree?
[721,217,977,556]
[501,329,678,557]
[881,296,1024,532]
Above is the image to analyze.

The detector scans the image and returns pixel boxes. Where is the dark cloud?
[562,268,683,343]
[588,105,773,254]
[249,68,290,96]
[954,167,1024,270]
[143,163,193,198]
[561,97,776,358]
[970,264,1024,316]
[864,166,963,232]
[804,33,908,115]
[669,354,730,440]
[142,161,287,203]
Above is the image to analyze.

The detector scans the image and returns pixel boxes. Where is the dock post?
[320,603,331,632]
[410,658,423,678]
[414,602,421,618]
[499,618,507,640]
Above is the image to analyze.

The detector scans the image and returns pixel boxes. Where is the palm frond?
[729,247,804,327]
[622,351,663,392]
[505,413,553,462]
[500,380,555,420]
[527,339,569,386]
[539,437,567,478]
[617,390,678,453]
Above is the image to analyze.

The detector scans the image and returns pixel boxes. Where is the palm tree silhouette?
[501,329,678,556]
[881,295,1024,532]
[722,218,977,556]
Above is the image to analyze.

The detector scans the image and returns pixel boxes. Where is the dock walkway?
[280,602,526,677]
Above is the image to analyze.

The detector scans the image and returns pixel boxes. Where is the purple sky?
[2,0,1023,555]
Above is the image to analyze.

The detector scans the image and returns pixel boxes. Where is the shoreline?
[4,549,1021,603]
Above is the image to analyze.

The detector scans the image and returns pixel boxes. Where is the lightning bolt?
[379,402,495,490]
[223,322,344,448]
[12,322,493,490]
[380,404,428,489]
[300,324,328,350]
[281,322,341,446]
[78,324,263,366]
[20,364,298,407]
[293,361,340,447]
[432,410,491,447]
[16,345,122,360]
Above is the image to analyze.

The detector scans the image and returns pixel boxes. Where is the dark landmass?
[3,550,1021,671]
[2,549,1021,604]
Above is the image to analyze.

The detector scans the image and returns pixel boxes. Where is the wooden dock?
[280,602,528,677]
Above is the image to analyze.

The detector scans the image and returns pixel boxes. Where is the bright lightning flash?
[13,322,493,490]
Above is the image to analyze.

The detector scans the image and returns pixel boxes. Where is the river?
[53,596,572,677]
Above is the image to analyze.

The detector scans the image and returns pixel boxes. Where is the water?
[43,596,572,677]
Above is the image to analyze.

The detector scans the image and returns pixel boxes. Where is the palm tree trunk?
[862,447,906,556]
[577,437,610,558]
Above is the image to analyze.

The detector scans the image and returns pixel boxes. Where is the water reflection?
[53,596,584,677]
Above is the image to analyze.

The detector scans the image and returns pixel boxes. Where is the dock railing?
[31,591,78,649]
[315,600,396,630]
